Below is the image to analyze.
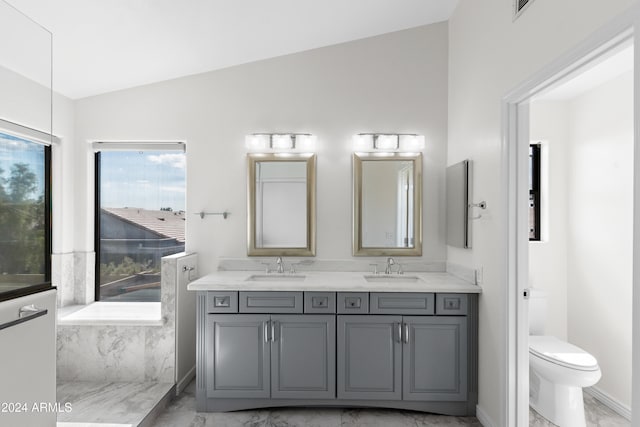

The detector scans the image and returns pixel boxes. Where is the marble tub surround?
[57,324,173,382]
[57,252,198,385]
[58,302,162,326]
[188,270,480,293]
[57,381,174,427]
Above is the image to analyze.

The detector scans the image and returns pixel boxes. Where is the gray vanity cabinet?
[337,315,468,402]
[403,316,467,401]
[271,314,336,399]
[197,291,478,415]
[205,313,335,400]
[205,314,270,399]
[337,315,402,400]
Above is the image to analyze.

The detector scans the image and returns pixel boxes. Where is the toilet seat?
[529,335,599,371]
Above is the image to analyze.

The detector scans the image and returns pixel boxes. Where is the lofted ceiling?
[5,0,458,100]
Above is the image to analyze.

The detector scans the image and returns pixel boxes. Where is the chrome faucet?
[276,256,284,274]
[385,257,395,275]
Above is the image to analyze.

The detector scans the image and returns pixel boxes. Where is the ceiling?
[5,0,458,100]
[535,44,634,101]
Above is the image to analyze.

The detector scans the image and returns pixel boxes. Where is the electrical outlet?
[475,267,484,285]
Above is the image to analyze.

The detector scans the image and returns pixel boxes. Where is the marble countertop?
[187,271,481,293]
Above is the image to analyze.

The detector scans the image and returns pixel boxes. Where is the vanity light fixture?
[245,133,316,152]
[352,133,425,152]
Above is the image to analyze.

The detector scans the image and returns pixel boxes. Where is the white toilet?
[528,288,601,427]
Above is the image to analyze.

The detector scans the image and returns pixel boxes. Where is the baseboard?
[475,404,497,427]
[176,365,196,395]
[585,386,631,421]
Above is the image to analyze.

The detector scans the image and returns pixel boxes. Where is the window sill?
[57,302,162,326]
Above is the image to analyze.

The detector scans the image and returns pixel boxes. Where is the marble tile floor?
[57,381,174,427]
[149,380,632,427]
[151,381,482,427]
[529,393,629,427]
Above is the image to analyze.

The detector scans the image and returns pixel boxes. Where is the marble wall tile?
[74,251,95,304]
[145,325,175,383]
[52,252,75,307]
[218,258,446,273]
[160,256,177,324]
[57,325,146,382]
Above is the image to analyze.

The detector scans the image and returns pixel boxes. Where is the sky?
[1,133,186,211]
[100,150,186,211]
[0,132,46,199]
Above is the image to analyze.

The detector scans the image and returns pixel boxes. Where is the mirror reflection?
[353,153,422,256]
[247,154,316,256]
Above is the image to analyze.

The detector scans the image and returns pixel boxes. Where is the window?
[529,143,541,241]
[95,146,186,302]
[0,131,51,302]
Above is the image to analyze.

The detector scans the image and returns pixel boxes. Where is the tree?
[0,163,43,275]
[8,163,36,202]
[0,166,7,202]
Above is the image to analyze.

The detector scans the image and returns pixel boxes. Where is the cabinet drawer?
[239,291,303,313]
[370,293,434,315]
[337,292,369,314]
[304,292,336,313]
[206,291,238,313]
[435,294,468,315]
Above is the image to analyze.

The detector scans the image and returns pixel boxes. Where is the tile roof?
[103,207,185,243]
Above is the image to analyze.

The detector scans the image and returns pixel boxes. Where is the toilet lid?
[529,336,599,371]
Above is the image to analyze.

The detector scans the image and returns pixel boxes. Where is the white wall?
[566,71,633,408]
[529,102,570,341]
[447,0,637,424]
[74,24,449,275]
[0,63,77,305]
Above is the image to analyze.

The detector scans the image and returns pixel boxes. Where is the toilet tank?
[528,288,547,335]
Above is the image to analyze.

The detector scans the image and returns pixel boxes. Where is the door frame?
[501,6,640,426]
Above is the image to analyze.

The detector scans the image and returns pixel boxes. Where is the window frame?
[529,143,542,241]
[0,131,52,303]
[93,142,186,302]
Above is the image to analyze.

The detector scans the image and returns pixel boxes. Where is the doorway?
[528,44,633,424]
[502,13,638,426]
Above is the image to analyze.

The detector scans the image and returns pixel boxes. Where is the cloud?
[147,153,186,169]
[160,185,186,193]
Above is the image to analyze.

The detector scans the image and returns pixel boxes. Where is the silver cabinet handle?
[0,305,48,332]
[396,322,402,343]
[19,304,43,318]
[271,321,276,342]
[264,321,270,342]
[403,323,409,344]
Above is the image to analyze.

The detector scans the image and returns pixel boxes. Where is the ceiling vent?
[514,0,536,19]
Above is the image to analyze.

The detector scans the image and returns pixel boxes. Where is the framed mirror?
[247,153,316,256]
[353,153,422,256]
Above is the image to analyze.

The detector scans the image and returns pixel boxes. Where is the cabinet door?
[402,316,467,401]
[206,314,270,398]
[271,314,336,399]
[337,315,402,400]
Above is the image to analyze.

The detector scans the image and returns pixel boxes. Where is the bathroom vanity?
[188,271,480,415]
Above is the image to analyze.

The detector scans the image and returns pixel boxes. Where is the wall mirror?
[446,159,471,249]
[247,153,316,256]
[353,153,422,256]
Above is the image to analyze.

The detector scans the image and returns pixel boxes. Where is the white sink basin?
[363,275,422,283]
[246,274,306,282]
